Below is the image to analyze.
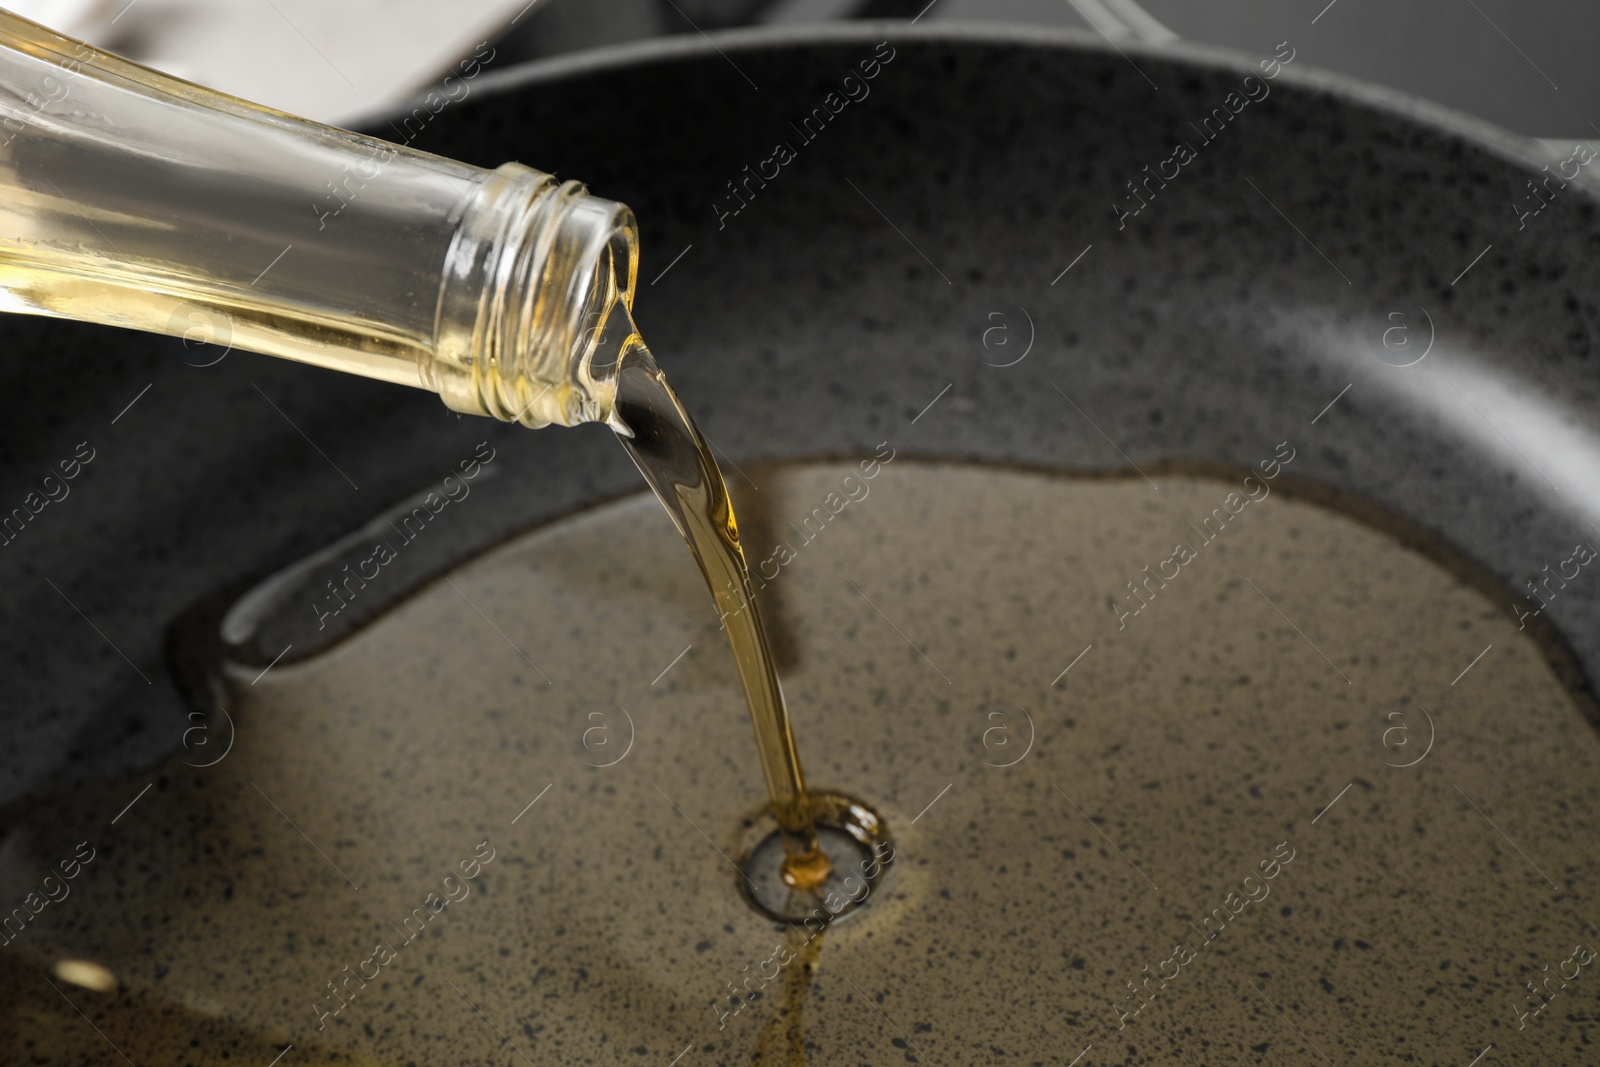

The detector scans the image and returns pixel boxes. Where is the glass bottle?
[0,10,636,428]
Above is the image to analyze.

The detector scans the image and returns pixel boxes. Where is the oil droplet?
[52,959,118,992]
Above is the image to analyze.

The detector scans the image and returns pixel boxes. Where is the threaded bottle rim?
[429,162,639,428]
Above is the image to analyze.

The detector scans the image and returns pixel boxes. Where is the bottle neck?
[0,11,638,428]
[429,163,639,429]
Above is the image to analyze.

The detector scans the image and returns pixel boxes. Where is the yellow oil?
[750,928,825,1067]
[0,259,433,387]
[3,461,1598,1065]
[607,307,827,883]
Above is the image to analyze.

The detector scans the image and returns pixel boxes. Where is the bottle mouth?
[430,162,640,428]
[566,205,643,429]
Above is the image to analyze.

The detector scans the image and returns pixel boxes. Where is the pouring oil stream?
[600,301,830,890]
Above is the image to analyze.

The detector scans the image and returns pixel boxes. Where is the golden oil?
[604,300,827,881]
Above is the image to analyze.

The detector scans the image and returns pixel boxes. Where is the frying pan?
[3,17,1597,892]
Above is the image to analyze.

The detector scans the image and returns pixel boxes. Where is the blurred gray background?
[504,0,1596,138]
[11,0,1596,137]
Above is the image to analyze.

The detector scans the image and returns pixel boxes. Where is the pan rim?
[359,20,1578,199]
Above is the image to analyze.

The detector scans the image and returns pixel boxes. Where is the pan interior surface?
[2,458,1594,1066]
[2,22,1599,1067]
